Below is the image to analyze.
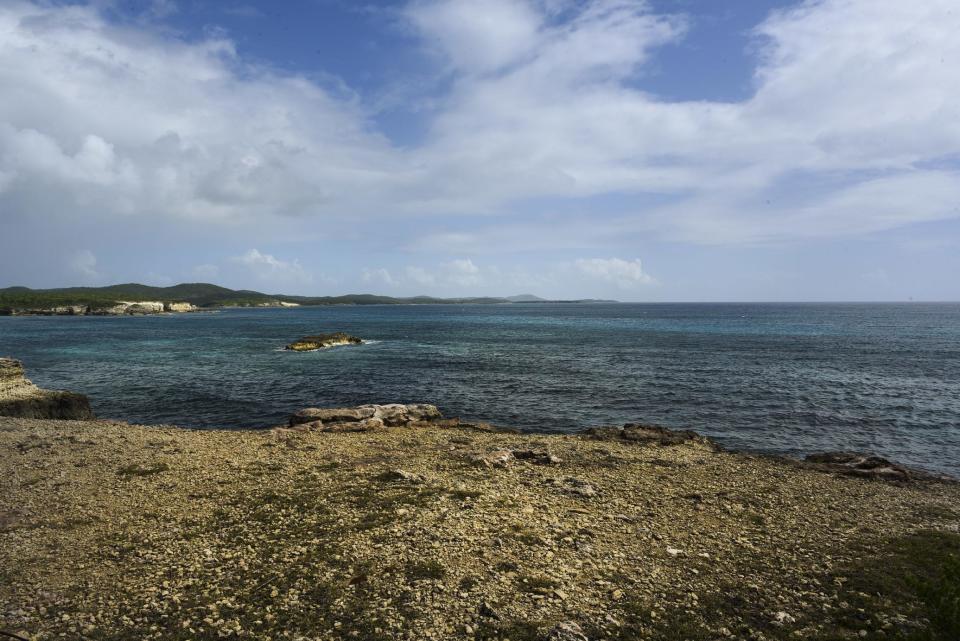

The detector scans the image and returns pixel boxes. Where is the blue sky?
[1,0,958,300]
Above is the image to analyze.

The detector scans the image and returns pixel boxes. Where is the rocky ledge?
[2,403,957,641]
[0,358,93,420]
[284,332,363,351]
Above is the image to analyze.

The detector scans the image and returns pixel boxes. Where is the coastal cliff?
[1,403,958,641]
[0,301,198,316]
[0,358,93,420]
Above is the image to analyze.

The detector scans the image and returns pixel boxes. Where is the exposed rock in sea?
[0,358,94,420]
[284,332,363,351]
[285,403,442,433]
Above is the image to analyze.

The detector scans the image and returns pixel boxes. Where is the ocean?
[2,302,958,475]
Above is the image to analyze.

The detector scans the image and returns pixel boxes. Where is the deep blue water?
[2,303,959,475]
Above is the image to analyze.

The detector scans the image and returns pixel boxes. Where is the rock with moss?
[0,357,94,420]
[284,332,363,351]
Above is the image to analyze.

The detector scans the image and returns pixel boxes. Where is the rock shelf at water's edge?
[0,357,93,420]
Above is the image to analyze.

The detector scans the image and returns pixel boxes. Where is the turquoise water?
[2,302,959,475]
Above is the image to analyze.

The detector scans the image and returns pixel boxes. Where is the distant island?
[0,283,617,316]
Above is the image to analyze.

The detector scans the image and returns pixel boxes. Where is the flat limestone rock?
[289,407,376,426]
[285,403,442,432]
[0,358,94,420]
[284,332,363,352]
[804,451,914,481]
[581,423,712,447]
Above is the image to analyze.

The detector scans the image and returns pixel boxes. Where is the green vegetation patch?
[599,530,960,641]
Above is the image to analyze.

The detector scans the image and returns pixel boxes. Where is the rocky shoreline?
[0,301,200,316]
[2,393,959,640]
[0,358,93,421]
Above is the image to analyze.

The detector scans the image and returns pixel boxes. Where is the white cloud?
[405,0,542,74]
[68,249,100,282]
[445,258,482,286]
[191,264,220,281]
[404,266,436,286]
[361,267,396,286]
[0,1,400,224]
[574,258,654,288]
[1,0,959,253]
[232,249,312,285]
[360,258,484,290]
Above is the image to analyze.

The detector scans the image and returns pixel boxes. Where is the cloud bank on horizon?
[0,0,958,300]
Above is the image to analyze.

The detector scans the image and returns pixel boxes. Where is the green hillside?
[0,283,519,310]
[0,283,616,312]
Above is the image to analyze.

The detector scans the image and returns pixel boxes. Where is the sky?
[0,0,959,301]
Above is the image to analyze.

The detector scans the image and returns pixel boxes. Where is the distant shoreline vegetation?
[0,283,617,315]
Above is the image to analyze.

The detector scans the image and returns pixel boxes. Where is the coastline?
[2,411,958,641]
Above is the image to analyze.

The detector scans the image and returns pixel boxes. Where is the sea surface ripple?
[2,302,959,475]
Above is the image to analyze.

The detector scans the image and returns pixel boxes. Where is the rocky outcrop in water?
[284,332,363,351]
[0,358,94,420]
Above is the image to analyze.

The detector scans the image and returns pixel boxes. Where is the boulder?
[512,449,563,465]
[582,423,712,447]
[284,332,363,352]
[470,449,515,468]
[0,358,94,420]
[544,622,589,641]
[287,404,442,430]
[320,417,384,433]
[289,407,376,426]
[804,452,912,481]
[369,403,442,426]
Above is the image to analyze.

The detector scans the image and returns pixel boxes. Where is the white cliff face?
[164,302,198,312]
[278,301,300,307]
[4,300,198,315]
[120,301,166,313]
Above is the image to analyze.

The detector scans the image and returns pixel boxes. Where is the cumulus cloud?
[0,1,400,224]
[445,258,481,286]
[360,259,485,291]
[1,0,959,261]
[191,264,220,281]
[232,249,312,285]
[361,267,396,286]
[404,0,960,240]
[574,258,655,288]
[404,266,436,286]
[68,249,101,282]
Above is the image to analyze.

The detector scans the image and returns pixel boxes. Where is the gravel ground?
[1,416,958,641]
